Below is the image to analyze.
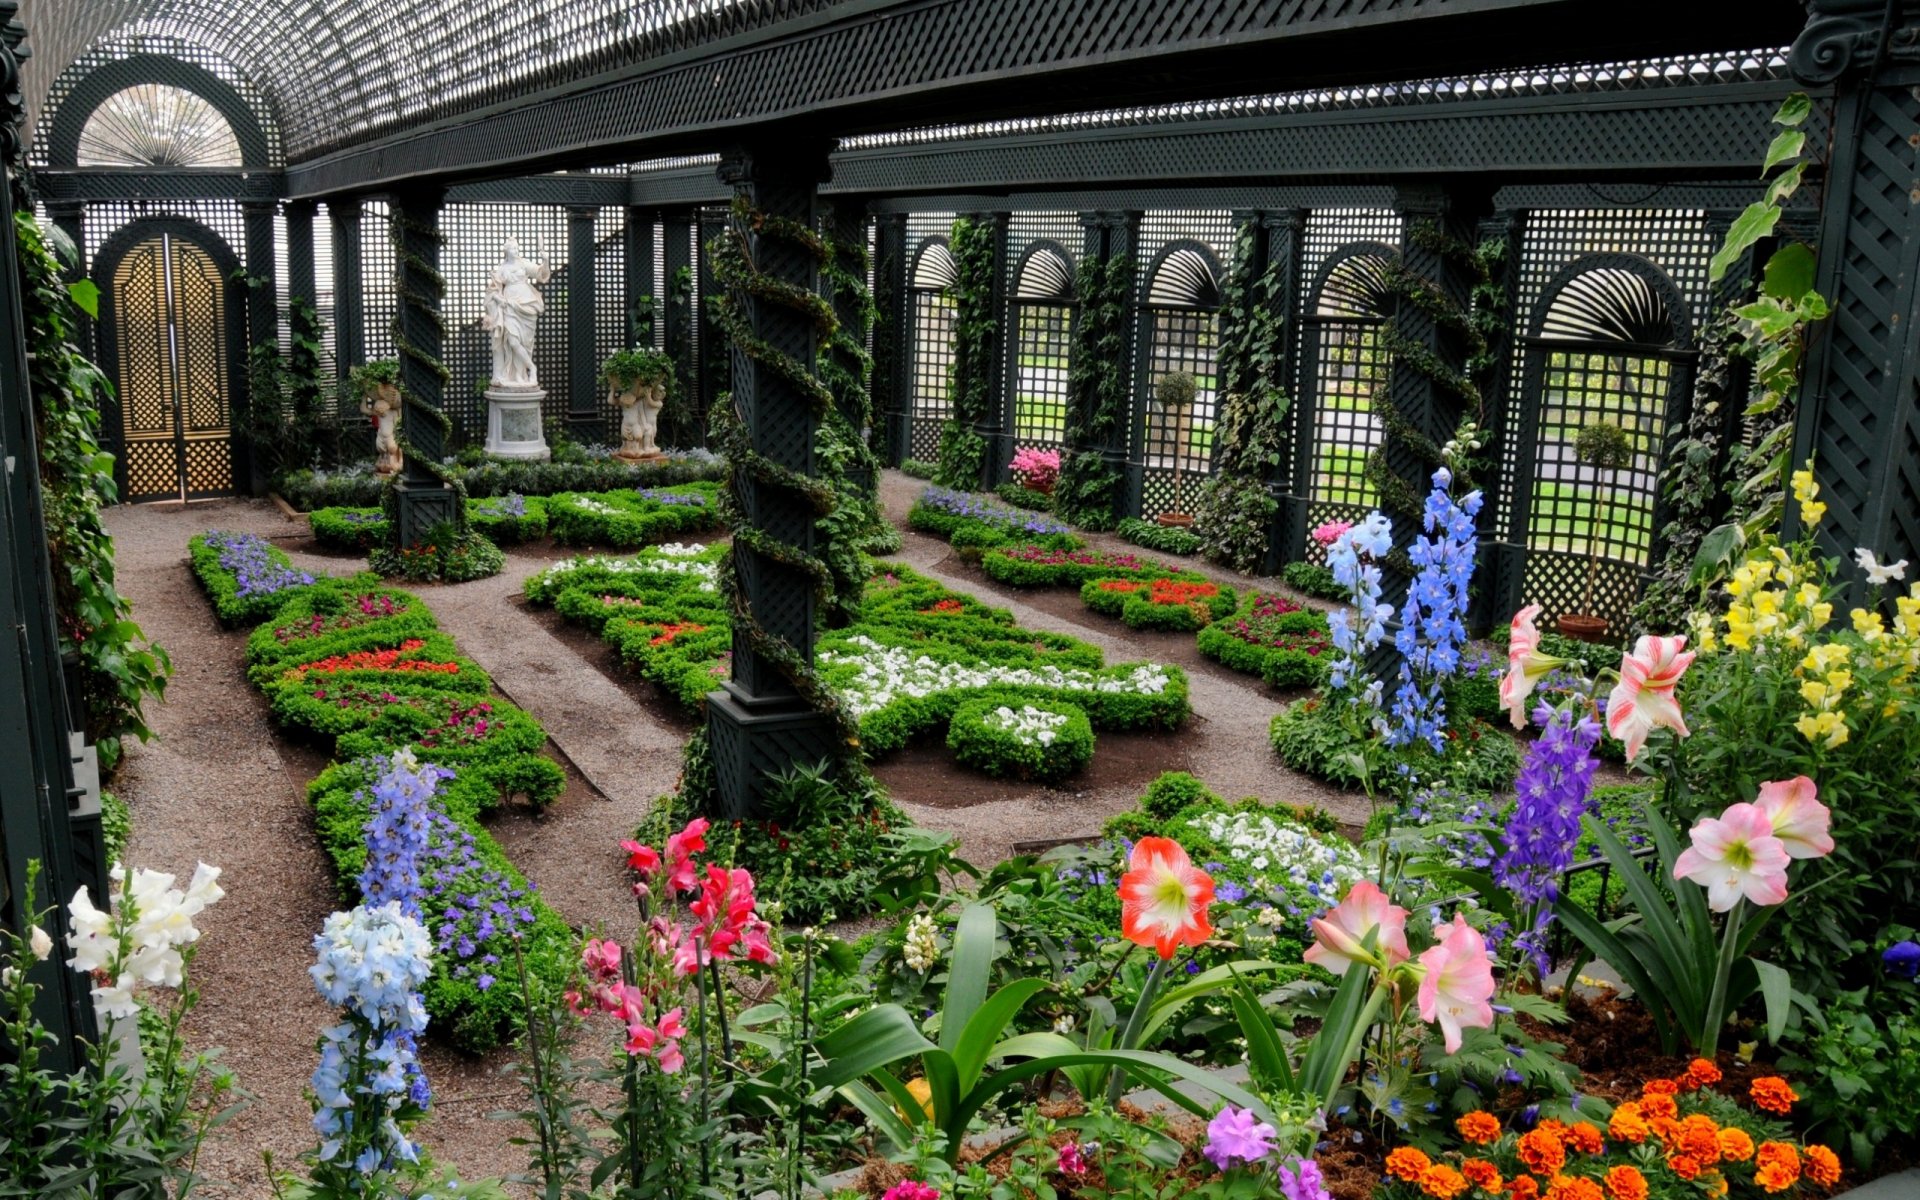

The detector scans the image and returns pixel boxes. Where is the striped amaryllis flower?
[1605,634,1695,761]
[1118,837,1214,959]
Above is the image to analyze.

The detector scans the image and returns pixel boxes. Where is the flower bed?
[546,483,724,548]
[307,506,392,551]
[981,543,1190,588]
[907,485,1076,545]
[1196,591,1334,688]
[243,586,440,681]
[189,530,323,624]
[1080,576,1238,632]
[945,698,1094,783]
[274,449,726,511]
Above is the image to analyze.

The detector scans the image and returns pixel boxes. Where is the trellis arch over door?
[1507,253,1697,630]
[1295,241,1397,562]
[907,237,958,462]
[1136,240,1222,519]
[93,218,246,502]
[1006,240,1076,455]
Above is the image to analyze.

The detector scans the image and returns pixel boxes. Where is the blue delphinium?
[308,902,435,1186]
[1387,469,1482,752]
[1492,700,1602,975]
[1325,512,1394,718]
[358,750,450,920]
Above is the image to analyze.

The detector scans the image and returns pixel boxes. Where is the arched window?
[1007,241,1075,452]
[907,238,958,461]
[1299,243,1396,532]
[77,83,244,167]
[1139,242,1222,517]
[1515,254,1696,627]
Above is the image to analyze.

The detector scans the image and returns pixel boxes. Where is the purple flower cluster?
[918,486,1070,536]
[1493,700,1602,974]
[476,492,528,518]
[423,809,537,994]
[635,488,708,507]
[338,511,385,525]
[1388,470,1482,752]
[204,530,316,598]
[357,751,451,919]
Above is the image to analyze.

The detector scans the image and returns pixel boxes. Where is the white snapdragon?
[67,862,225,1018]
[983,704,1070,747]
[818,636,1171,719]
[902,912,939,973]
[28,926,51,961]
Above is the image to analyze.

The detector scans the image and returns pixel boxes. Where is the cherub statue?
[363,381,403,476]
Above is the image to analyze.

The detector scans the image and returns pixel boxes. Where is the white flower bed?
[818,635,1171,719]
[983,704,1071,747]
[526,548,719,600]
[560,496,623,517]
[1186,809,1365,903]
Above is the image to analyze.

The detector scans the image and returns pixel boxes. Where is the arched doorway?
[93,220,246,502]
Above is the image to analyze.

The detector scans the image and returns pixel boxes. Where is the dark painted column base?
[393,479,462,545]
[705,683,843,821]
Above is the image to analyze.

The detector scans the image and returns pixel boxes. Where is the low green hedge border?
[275,452,726,511]
[946,698,1094,783]
[1195,593,1333,689]
[1280,560,1345,602]
[1079,577,1238,632]
[993,482,1055,512]
[1116,517,1202,556]
[1269,695,1522,793]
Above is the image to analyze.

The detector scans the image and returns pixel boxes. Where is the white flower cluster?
[310,902,434,1033]
[818,635,1171,719]
[560,496,622,516]
[67,862,226,1018]
[526,548,720,600]
[902,912,939,972]
[983,704,1070,747]
[1187,810,1364,897]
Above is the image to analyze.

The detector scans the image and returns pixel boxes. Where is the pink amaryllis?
[1416,914,1496,1054]
[1118,837,1215,959]
[1752,775,1834,860]
[1605,635,1695,761]
[1674,802,1791,912]
[1499,605,1566,729]
[1304,880,1410,976]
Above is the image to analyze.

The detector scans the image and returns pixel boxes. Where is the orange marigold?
[1456,1111,1503,1146]
[1641,1077,1681,1097]
[1666,1154,1703,1180]
[1543,1175,1602,1200]
[1702,1173,1729,1199]
[1716,1127,1755,1163]
[1507,1178,1541,1200]
[1517,1129,1566,1177]
[1603,1165,1649,1200]
[1461,1159,1504,1192]
[1563,1122,1604,1155]
[1608,1102,1649,1145]
[1676,1115,1722,1162]
[1681,1057,1723,1089]
[1803,1144,1841,1188]
[1386,1146,1434,1183]
[1640,1093,1679,1122]
[1422,1164,1470,1200]
[1750,1076,1798,1115]
[1754,1143,1802,1194]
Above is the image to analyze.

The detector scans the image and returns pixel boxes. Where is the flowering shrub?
[190,530,322,623]
[1009,447,1062,492]
[1080,576,1238,631]
[982,543,1183,588]
[907,486,1074,543]
[368,524,506,584]
[1197,591,1334,688]
[945,698,1095,782]
[547,483,723,548]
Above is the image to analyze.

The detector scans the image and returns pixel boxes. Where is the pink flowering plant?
[1009,447,1062,493]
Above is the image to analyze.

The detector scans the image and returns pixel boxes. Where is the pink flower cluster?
[1309,519,1353,547]
[881,1183,941,1200]
[1304,880,1496,1053]
[569,937,689,1071]
[1674,776,1832,912]
[622,820,778,975]
[1009,447,1062,491]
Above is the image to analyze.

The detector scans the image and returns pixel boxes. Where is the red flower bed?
[283,639,462,681]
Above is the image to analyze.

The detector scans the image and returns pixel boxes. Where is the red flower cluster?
[621,819,776,976]
[919,598,968,615]
[568,937,689,1072]
[1146,579,1218,606]
[282,639,461,681]
[648,621,708,647]
[1002,545,1147,569]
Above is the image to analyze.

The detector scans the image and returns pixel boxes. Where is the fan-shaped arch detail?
[1311,243,1398,318]
[1145,242,1221,309]
[1533,254,1691,349]
[1014,242,1075,302]
[77,83,242,166]
[911,238,958,291]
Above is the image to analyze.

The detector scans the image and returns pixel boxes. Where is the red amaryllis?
[1118,837,1214,959]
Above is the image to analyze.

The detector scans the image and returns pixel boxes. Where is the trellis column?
[241,198,279,493]
[967,210,1010,490]
[389,186,459,545]
[872,212,910,465]
[284,200,321,417]
[332,199,367,372]
[1788,0,1920,593]
[697,206,730,430]
[1256,208,1307,572]
[705,142,842,820]
[1079,210,1142,521]
[567,204,600,438]
[662,211,695,439]
[825,198,875,494]
[624,206,654,345]
[1473,210,1526,630]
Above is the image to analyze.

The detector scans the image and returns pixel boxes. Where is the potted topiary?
[1556,419,1636,644]
[349,360,403,477]
[1154,370,1199,528]
[602,348,676,463]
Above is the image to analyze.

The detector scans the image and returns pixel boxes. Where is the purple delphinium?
[1493,700,1603,975]
[205,530,315,598]
[1388,469,1482,752]
[1202,1105,1277,1172]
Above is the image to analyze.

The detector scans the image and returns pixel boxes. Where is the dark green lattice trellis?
[1135,237,1224,518]
[905,233,956,462]
[1006,238,1076,454]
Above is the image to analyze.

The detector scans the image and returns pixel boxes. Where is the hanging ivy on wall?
[932,216,998,489]
[1195,222,1292,572]
[817,225,901,571]
[869,242,901,464]
[1054,253,1133,529]
[16,210,171,773]
[1362,222,1506,525]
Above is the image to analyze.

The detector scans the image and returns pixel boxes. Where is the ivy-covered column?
[871,212,910,466]
[240,198,279,493]
[823,198,878,495]
[1470,210,1524,629]
[388,186,459,544]
[662,211,695,442]
[1788,0,1920,591]
[283,200,323,419]
[704,143,843,819]
[567,204,600,439]
[1259,209,1306,571]
[624,206,654,345]
[1054,211,1139,529]
[931,211,1005,490]
[331,199,366,373]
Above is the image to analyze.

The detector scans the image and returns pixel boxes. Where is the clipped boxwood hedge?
[946,697,1094,783]
[1080,576,1237,632]
[311,495,551,552]
[275,452,726,511]
[1116,517,1202,556]
[546,484,725,548]
[1196,592,1333,689]
[189,531,327,625]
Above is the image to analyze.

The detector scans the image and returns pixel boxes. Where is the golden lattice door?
[110,233,235,502]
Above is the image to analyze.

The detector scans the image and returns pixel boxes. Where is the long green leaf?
[1750,958,1792,1044]
[1228,970,1294,1093]
[1641,804,1718,993]
[1135,959,1285,1047]
[1551,895,1678,1053]
[1583,812,1705,1026]
[813,1004,936,1088]
[1298,964,1372,1100]
[835,1079,921,1151]
[941,902,996,1053]
[951,1040,1275,1140]
[952,978,1049,1093]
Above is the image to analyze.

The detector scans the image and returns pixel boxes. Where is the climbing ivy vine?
[933,216,998,489]
[1054,253,1132,529]
[1195,222,1291,572]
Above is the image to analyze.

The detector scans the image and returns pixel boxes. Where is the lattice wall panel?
[589,208,628,445]
[1010,303,1072,452]
[1136,210,1234,518]
[1521,549,1645,630]
[361,199,398,364]
[32,33,283,166]
[1290,209,1399,511]
[905,212,957,463]
[1499,208,1715,536]
[1523,349,1675,568]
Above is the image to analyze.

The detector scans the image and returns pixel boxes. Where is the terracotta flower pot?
[1556,612,1611,644]
[1156,512,1195,529]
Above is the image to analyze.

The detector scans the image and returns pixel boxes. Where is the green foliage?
[242,292,333,479]
[933,217,1000,489]
[600,346,675,391]
[1269,697,1520,793]
[17,211,172,767]
[1152,370,1197,411]
[945,698,1095,783]
[1573,420,1635,470]
[994,481,1054,512]
[1055,254,1133,529]
[275,452,726,510]
[1779,984,1920,1167]
[900,457,937,479]
[368,521,504,583]
[100,790,131,865]
[544,483,724,548]
[347,358,401,395]
[1192,476,1278,574]
[1280,560,1345,601]
[1117,517,1202,556]
[1195,593,1332,689]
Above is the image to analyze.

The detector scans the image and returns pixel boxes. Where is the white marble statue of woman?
[613,379,667,460]
[482,237,552,389]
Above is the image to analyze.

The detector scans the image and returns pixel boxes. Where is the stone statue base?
[484,384,550,461]
[614,450,669,465]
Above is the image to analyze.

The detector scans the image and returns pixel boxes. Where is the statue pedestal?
[484,384,550,461]
[614,450,669,465]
